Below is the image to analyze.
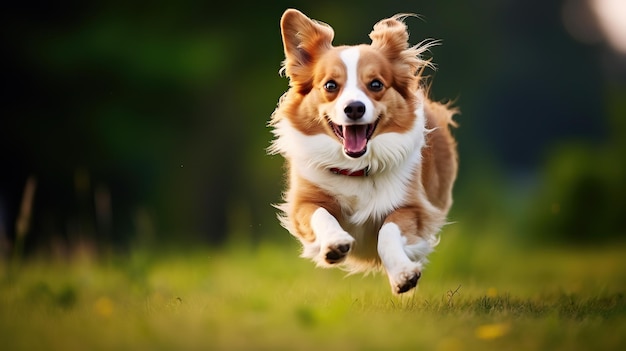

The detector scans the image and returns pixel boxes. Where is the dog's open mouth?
[328,119,379,158]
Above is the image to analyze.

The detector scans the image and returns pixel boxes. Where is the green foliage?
[2,0,621,250]
[525,86,626,244]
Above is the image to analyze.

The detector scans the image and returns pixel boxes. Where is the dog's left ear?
[280,9,334,92]
[369,15,411,60]
[370,15,433,96]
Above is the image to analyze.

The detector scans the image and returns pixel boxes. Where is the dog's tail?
[421,99,459,212]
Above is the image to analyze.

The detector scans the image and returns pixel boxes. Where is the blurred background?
[1,0,625,260]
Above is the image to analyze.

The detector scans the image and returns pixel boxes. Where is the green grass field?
[2,226,626,350]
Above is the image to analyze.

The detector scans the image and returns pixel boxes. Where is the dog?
[268,9,458,294]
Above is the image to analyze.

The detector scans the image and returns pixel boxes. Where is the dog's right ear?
[280,9,334,92]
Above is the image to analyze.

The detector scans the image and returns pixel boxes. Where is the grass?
[1,226,626,350]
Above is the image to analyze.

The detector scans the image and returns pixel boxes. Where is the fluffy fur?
[268,9,458,294]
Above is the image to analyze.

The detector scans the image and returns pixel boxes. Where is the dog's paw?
[387,263,422,294]
[325,242,351,264]
[321,233,355,265]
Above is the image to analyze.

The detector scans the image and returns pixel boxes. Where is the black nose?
[344,101,366,120]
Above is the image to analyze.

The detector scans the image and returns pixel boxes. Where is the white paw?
[319,231,355,265]
[387,262,423,294]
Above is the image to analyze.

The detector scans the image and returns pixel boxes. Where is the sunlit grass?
[1,230,626,350]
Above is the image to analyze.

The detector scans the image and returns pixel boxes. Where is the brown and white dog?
[268,9,458,294]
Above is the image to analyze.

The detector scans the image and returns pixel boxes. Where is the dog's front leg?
[294,205,355,266]
[378,209,436,294]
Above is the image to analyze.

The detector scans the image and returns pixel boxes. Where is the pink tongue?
[343,125,368,155]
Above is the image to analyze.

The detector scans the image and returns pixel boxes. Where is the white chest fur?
[270,101,427,226]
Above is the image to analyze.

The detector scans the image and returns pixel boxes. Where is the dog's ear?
[369,15,411,59]
[280,9,334,92]
[370,15,434,97]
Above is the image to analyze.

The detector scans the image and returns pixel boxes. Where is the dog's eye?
[324,80,338,92]
[368,79,384,92]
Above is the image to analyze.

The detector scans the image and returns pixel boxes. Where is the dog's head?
[273,9,435,172]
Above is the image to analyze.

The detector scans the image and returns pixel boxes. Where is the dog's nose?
[344,101,366,120]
